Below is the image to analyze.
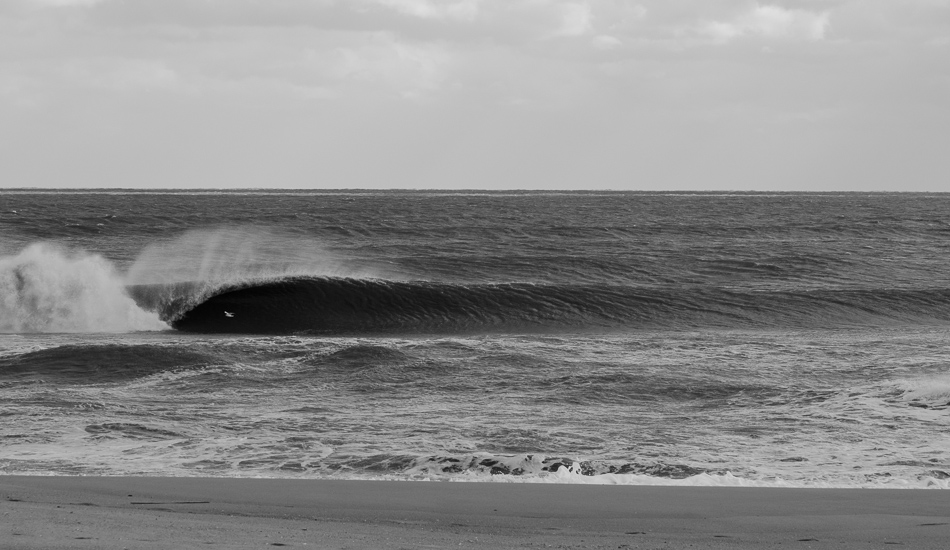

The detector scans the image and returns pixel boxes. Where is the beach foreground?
[2,477,948,549]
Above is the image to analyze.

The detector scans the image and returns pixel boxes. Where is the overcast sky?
[1,0,947,190]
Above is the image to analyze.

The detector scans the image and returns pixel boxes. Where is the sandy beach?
[1,476,948,549]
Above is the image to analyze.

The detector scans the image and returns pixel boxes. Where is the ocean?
[1,190,949,488]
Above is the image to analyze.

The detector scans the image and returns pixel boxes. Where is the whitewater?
[1,190,949,488]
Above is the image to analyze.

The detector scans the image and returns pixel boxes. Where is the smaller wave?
[897,373,950,409]
[409,454,715,479]
[0,344,214,383]
[536,372,780,406]
[0,243,166,333]
[296,345,450,390]
[324,345,411,363]
[287,453,950,488]
[84,423,185,440]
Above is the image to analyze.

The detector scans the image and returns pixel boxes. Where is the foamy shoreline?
[3,476,949,549]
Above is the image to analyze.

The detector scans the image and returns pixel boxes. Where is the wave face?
[158,276,950,334]
[0,244,166,333]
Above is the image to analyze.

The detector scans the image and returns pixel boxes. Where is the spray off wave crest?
[11,227,950,335]
[124,228,950,335]
[125,227,385,324]
[119,229,950,335]
[0,228,386,333]
[0,244,166,333]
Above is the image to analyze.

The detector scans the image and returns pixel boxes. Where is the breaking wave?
[9,229,950,336]
[124,227,385,329]
[0,244,166,333]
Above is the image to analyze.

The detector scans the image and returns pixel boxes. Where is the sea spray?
[125,227,379,285]
[123,227,388,322]
[0,243,166,333]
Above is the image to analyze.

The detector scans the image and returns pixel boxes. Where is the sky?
[0,0,947,190]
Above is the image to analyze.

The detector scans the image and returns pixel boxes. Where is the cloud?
[62,59,180,91]
[591,34,622,49]
[370,0,479,21]
[24,0,105,6]
[698,4,831,42]
[554,2,593,36]
[831,0,950,42]
[326,33,452,98]
[1,0,948,191]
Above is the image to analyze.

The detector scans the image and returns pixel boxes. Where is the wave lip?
[165,276,950,335]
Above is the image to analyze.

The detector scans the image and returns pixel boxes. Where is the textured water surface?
[1,190,949,487]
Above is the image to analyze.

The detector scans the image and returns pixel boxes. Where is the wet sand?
[2,476,949,549]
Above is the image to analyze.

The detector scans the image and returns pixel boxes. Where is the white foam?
[0,243,166,333]
[899,373,950,404]
[479,469,950,489]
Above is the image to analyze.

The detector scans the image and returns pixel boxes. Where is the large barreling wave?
[119,228,950,334]
[8,227,950,335]
[141,277,950,335]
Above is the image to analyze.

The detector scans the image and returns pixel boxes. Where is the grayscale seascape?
[2,190,948,488]
[3,3,950,548]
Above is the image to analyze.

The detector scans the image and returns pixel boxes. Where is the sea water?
[1,190,949,488]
